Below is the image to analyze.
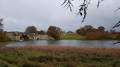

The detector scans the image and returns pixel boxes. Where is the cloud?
[0,0,120,32]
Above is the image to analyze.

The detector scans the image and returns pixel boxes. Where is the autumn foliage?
[76,25,118,40]
[25,26,37,33]
[0,31,7,42]
[38,30,46,35]
[47,26,61,40]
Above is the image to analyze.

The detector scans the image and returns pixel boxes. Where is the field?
[0,46,120,67]
[60,34,86,40]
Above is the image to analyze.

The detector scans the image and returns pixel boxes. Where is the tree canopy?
[25,26,37,34]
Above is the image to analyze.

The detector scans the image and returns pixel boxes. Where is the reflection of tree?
[47,40,60,46]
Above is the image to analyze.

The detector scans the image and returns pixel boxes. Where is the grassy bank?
[0,46,120,67]
[60,34,86,40]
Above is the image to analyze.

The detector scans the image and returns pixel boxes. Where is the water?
[5,40,120,48]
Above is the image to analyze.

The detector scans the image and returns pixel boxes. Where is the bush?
[3,62,9,67]
[0,31,7,42]
[47,26,61,40]
[86,32,100,40]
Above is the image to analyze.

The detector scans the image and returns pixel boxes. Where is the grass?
[0,46,120,67]
[60,34,86,40]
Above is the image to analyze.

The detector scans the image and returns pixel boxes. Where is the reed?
[1,46,120,67]
[1,46,120,57]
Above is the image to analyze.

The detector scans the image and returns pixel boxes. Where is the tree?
[84,25,93,32]
[38,30,46,35]
[46,26,61,40]
[0,31,7,42]
[76,27,86,36]
[25,26,37,33]
[110,30,117,39]
[86,32,100,40]
[76,25,93,36]
[98,26,105,32]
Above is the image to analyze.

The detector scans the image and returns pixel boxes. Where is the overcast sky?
[0,0,120,32]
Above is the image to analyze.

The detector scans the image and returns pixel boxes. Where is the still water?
[5,40,120,48]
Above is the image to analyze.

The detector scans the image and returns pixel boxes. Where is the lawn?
[60,34,86,40]
[0,46,120,67]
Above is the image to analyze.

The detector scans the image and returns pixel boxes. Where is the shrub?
[47,26,61,40]
[86,32,100,40]
[3,62,9,67]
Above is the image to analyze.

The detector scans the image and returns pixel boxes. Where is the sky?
[0,0,120,32]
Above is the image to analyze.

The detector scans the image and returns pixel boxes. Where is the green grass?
[0,46,120,67]
[60,34,86,40]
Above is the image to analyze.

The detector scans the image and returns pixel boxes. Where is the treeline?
[76,25,120,40]
[25,26,62,40]
[0,25,120,41]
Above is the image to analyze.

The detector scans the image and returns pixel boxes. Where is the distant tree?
[110,30,117,39]
[84,25,93,32]
[0,31,2,41]
[25,26,37,33]
[76,27,86,36]
[86,32,99,40]
[3,31,7,42]
[98,26,105,32]
[47,26,61,40]
[56,27,63,34]
[38,30,46,35]
[66,31,74,34]
[0,31,7,42]
[76,25,93,36]
[103,31,110,39]
[97,26,105,39]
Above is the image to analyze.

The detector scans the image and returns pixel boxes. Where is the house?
[7,32,54,41]
[7,32,22,41]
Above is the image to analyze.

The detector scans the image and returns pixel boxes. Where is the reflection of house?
[7,32,54,41]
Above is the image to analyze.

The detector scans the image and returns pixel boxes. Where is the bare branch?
[112,21,120,29]
[62,0,74,11]
[115,8,120,12]
[77,0,91,22]
[97,0,104,8]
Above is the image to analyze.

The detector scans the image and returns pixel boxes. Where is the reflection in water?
[47,40,60,46]
[5,40,120,48]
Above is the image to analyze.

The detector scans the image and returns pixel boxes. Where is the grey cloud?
[0,0,119,32]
